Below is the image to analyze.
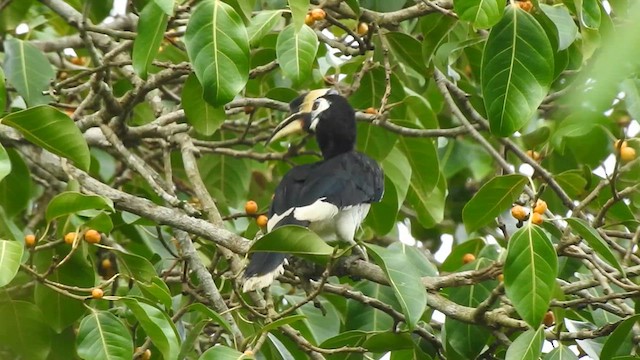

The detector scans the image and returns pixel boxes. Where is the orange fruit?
[497,274,504,282]
[25,234,36,248]
[516,0,533,12]
[256,215,268,228]
[462,253,476,264]
[142,349,152,360]
[84,229,101,244]
[511,205,527,221]
[526,150,541,161]
[531,212,543,225]
[364,107,377,115]
[101,258,112,270]
[543,311,555,326]
[614,139,628,152]
[621,146,636,162]
[533,199,547,215]
[70,57,85,66]
[356,22,369,35]
[304,13,315,26]
[64,232,77,245]
[91,288,104,299]
[310,8,326,21]
[245,200,258,215]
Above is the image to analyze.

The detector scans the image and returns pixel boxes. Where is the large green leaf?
[184,0,250,106]
[285,295,340,344]
[0,300,52,359]
[247,10,285,47]
[199,154,251,209]
[199,345,244,360]
[565,218,624,275]
[544,344,579,360]
[365,243,427,330]
[504,225,557,327]
[420,13,457,64]
[132,1,169,78]
[0,240,23,287]
[276,24,318,85]
[121,299,180,360]
[249,225,334,263]
[0,143,10,182]
[481,5,554,136]
[3,38,54,106]
[76,310,133,360]
[2,106,90,171]
[385,32,427,74]
[114,249,158,282]
[445,258,496,359]
[45,192,114,223]
[505,327,544,360]
[407,172,446,228]
[454,0,503,28]
[356,122,398,161]
[578,0,601,29]
[397,136,440,201]
[462,174,528,234]
[540,4,578,51]
[182,74,226,136]
[152,0,174,15]
[345,282,397,331]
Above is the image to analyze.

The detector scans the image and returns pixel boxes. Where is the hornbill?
[242,90,384,292]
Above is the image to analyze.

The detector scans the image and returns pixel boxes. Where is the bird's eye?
[312,102,319,111]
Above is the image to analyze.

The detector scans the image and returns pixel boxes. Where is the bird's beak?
[266,111,308,145]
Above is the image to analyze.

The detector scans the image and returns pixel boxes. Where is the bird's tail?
[242,252,287,292]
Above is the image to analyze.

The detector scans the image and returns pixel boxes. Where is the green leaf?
[77,310,133,360]
[365,243,427,330]
[121,299,180,360]
[138,278,173,311]
[505,327,544,360]
[397,136,440,201]
[276,24,318,85]
[481,5,554,136]
[420,13,456,64]
[249,225,334,263]
[356,122,398,161]
[445,258,496,358]
[578,0,601,29]
[35,252,94,332]
[601,314,640,360]
[504,225,557,327]
[247,10,285,47]
[540,4,578,51]
[454,0,503,28]
[0,240,23,287]
[183,303,233,334]
[462,174,528,234]
[114,250,157,282]
[184,0,250,106]
[0,300,52,359]
[345,282,396,331]
[565,218,624,276]
[152,0,174,15]
[285,295,340,344]
[288,0,310,31]
[132,2,169,78]
[45,192,114,222]
[385,32,428,74]
[0,143,10,183]
[363,332,415,352]
[2,106,91,171]
[182,74,226,136]
[199,154,251,209]
[260,314,306,334]
[199,345,244,360]
[0,67,6,113]
[407,172,447,228]
[2,38,54,106]
[441,238,485,272]
[544,344,579,360]
[178,319,208,359]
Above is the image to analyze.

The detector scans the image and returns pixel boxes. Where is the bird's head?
[267,90,356,159]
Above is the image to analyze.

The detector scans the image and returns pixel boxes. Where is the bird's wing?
[268,152,384,231]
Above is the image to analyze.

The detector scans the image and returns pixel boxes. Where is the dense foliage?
[1,0,640,359]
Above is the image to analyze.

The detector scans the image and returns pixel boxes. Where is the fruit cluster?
[511,199,547,226]
[245,200,268,228]
[615,139,636,162]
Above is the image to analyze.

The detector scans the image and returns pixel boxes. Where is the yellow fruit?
[64,232,77,245]
[256,215,268,228]
[310,8,326,21]
[620,146,636,162]
[91,288,104,299]
[614,139,628,152]
[511,205,528,221]
[304,13,315,26]
[245,200,258,215]
[516,0,533,12]
[364,107,378,115]
[543,311,555,326]
[531,212,544,225]
[101,258,112,270]
[84,229,101,244]
[462,253,476,264]
[70,57,85,66]
[533,199,547,215]
[526,150,541,161]
[497,274,504,282]
[25,234,36,248]
[356,22,369,36]
[141,349,152,360]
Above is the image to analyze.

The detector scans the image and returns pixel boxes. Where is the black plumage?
[243,91,384,292]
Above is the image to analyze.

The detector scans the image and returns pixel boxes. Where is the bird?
[242,90,384,292]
